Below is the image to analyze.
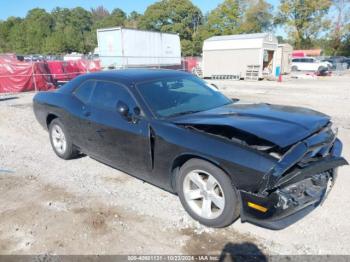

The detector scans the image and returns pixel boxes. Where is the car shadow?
[218,242,267,262]
[68,153,87,160]
[0,96,18,102]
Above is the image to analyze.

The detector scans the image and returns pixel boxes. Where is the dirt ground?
[0,74,350,255]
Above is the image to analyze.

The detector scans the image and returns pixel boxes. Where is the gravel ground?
[0,74,349,255]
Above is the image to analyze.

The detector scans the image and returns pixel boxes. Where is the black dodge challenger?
[33,69,347,230]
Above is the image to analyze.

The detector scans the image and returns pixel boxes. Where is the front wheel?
[49,118,78,160]
[176,159,240,228]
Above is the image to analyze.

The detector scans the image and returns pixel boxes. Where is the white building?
[275,43,293,75]
[202,33,278,80]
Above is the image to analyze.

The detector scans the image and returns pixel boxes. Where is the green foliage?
[240,0,273,33]
[328,0,350,55]
[126,11,142,28]
[24,9,54,53]
[0,1,348,56]
[276,0,332,49]
[205,0,242,35]
[139,0,202,41]
[339,33,350,56]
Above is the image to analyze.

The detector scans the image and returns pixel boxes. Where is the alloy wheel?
[51,124,67,155]
[183,170,225,219]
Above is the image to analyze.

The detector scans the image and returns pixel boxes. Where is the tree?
[329,0,350,54]
[139,0,202,56]
[51,7,71,32]
[8,19,27,53]
[139,0,202,41]
[44,31,66,54]
[240,0,273,33]
[205,0,242,36]
[24,8,54,53]
[276,0,332,49]
[126,11,142,28]
[338,33,350,56]
[91,6,110,23]
[99,8,126,27]
[0,17,22,52]
[66,7,94,53]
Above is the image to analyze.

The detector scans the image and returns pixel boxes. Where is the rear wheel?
[291,66,298,71]
[177,159,240,228]
[318,66,326,71]
[49,118,78,160]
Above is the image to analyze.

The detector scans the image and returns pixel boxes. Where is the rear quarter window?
[73,80,95,104]
[90,81,136,111]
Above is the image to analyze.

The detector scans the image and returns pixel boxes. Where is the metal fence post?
[31,62,37,92]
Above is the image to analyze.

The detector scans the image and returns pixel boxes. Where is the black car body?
[33,69,347,230]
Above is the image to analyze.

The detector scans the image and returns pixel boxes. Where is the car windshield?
[137,75,232,118]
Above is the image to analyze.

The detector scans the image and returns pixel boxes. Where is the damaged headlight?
[269,152,282,160]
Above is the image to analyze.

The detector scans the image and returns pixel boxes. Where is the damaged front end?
[239,124,348,230]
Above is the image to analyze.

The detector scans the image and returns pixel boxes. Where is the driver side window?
[90,81,136,111]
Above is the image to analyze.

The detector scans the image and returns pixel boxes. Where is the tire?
[291,66,298,72]
[176,159,240,228]
[49,118,78,160]
[318,66,326,72]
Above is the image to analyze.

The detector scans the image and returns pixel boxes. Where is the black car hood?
[172,103,330,148]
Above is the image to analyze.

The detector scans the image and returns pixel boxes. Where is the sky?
[0,0,280,20]
[0,0,284,35]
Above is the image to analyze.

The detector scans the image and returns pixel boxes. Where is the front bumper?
[239,138,347,230]
[239,169,336,230]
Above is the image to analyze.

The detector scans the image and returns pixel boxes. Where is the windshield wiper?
[168,110,202,118]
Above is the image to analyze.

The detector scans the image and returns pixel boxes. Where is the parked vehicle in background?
[33,69,347,230]
[323,56,350,70]
[291,57,330,72]
[24,54,45,62]
[64,53,84,61]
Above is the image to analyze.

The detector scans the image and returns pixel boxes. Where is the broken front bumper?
[239,139,348,230]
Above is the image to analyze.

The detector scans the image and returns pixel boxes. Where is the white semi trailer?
[97,27,181,69]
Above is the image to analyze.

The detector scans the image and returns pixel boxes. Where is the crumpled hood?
[172,103,330,148]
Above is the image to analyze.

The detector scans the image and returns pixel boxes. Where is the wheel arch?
[46,113,58,129]
[170,153,234,193]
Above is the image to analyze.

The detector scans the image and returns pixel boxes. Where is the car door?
[298,58,306,70]
[86,80,152,177]
[70,79,96,153]
[306,58,315,71]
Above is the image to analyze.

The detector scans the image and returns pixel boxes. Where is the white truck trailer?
[97,27,181,69]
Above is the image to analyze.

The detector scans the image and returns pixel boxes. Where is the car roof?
[82,69,192,86]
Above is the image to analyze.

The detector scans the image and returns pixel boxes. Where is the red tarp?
[0,56,101,93]
[0,55,55,93]
[183,57,200,72]
[47,59,101,82]
[47,61,70,82]
[292,51,305,58]
[293,49,322,57]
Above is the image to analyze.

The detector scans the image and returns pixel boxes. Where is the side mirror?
[117,101,129,118]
